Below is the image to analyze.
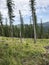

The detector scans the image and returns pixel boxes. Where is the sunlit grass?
[0,37,49,65]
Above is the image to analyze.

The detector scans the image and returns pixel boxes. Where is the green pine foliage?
[0,12,4,36]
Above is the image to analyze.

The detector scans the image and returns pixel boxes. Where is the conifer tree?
[6,0,15,37]
[30,0,37,43]
[0,12,4,36]
[19,10,24,43]
[40,19,43,38]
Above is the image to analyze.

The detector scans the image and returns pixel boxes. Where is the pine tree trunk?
[33,11,36,43]
[10,20,13,37]
[20,30,22,43]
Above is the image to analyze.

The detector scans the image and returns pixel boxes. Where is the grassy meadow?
[0,37,49,65]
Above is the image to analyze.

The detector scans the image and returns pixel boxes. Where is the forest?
[0,0,49,39]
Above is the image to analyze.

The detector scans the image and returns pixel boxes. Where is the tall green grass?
[0,37,49,65]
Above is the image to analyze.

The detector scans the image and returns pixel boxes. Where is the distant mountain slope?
[39,22,49,32]
[43,22,49,27]
[17,22,49,32]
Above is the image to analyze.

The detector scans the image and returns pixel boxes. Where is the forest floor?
[0,37,49,65]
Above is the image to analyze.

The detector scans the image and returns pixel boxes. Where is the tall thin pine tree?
[6,0,15,37]
[0,12,4,36]
[19,10,24,43]
[30,0,37,43]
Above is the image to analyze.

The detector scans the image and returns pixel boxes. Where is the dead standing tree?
[19,10,24,43]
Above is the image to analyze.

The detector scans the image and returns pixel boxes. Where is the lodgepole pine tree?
[30,0,37,43]
[6,0,15,37]
[0,12,4,36]
[19,10,24,43]
[40,19,43,38]
[30,17,32,38]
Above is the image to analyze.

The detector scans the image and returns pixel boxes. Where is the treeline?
[0,24,49,38]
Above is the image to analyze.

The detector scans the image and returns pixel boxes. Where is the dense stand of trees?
[0,23,49,38]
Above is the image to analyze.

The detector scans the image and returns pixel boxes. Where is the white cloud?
[36,0,49,7]
[0,0,49,24]
[36,0,49,13]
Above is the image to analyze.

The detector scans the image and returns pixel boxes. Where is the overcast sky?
[0,0,49,24]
